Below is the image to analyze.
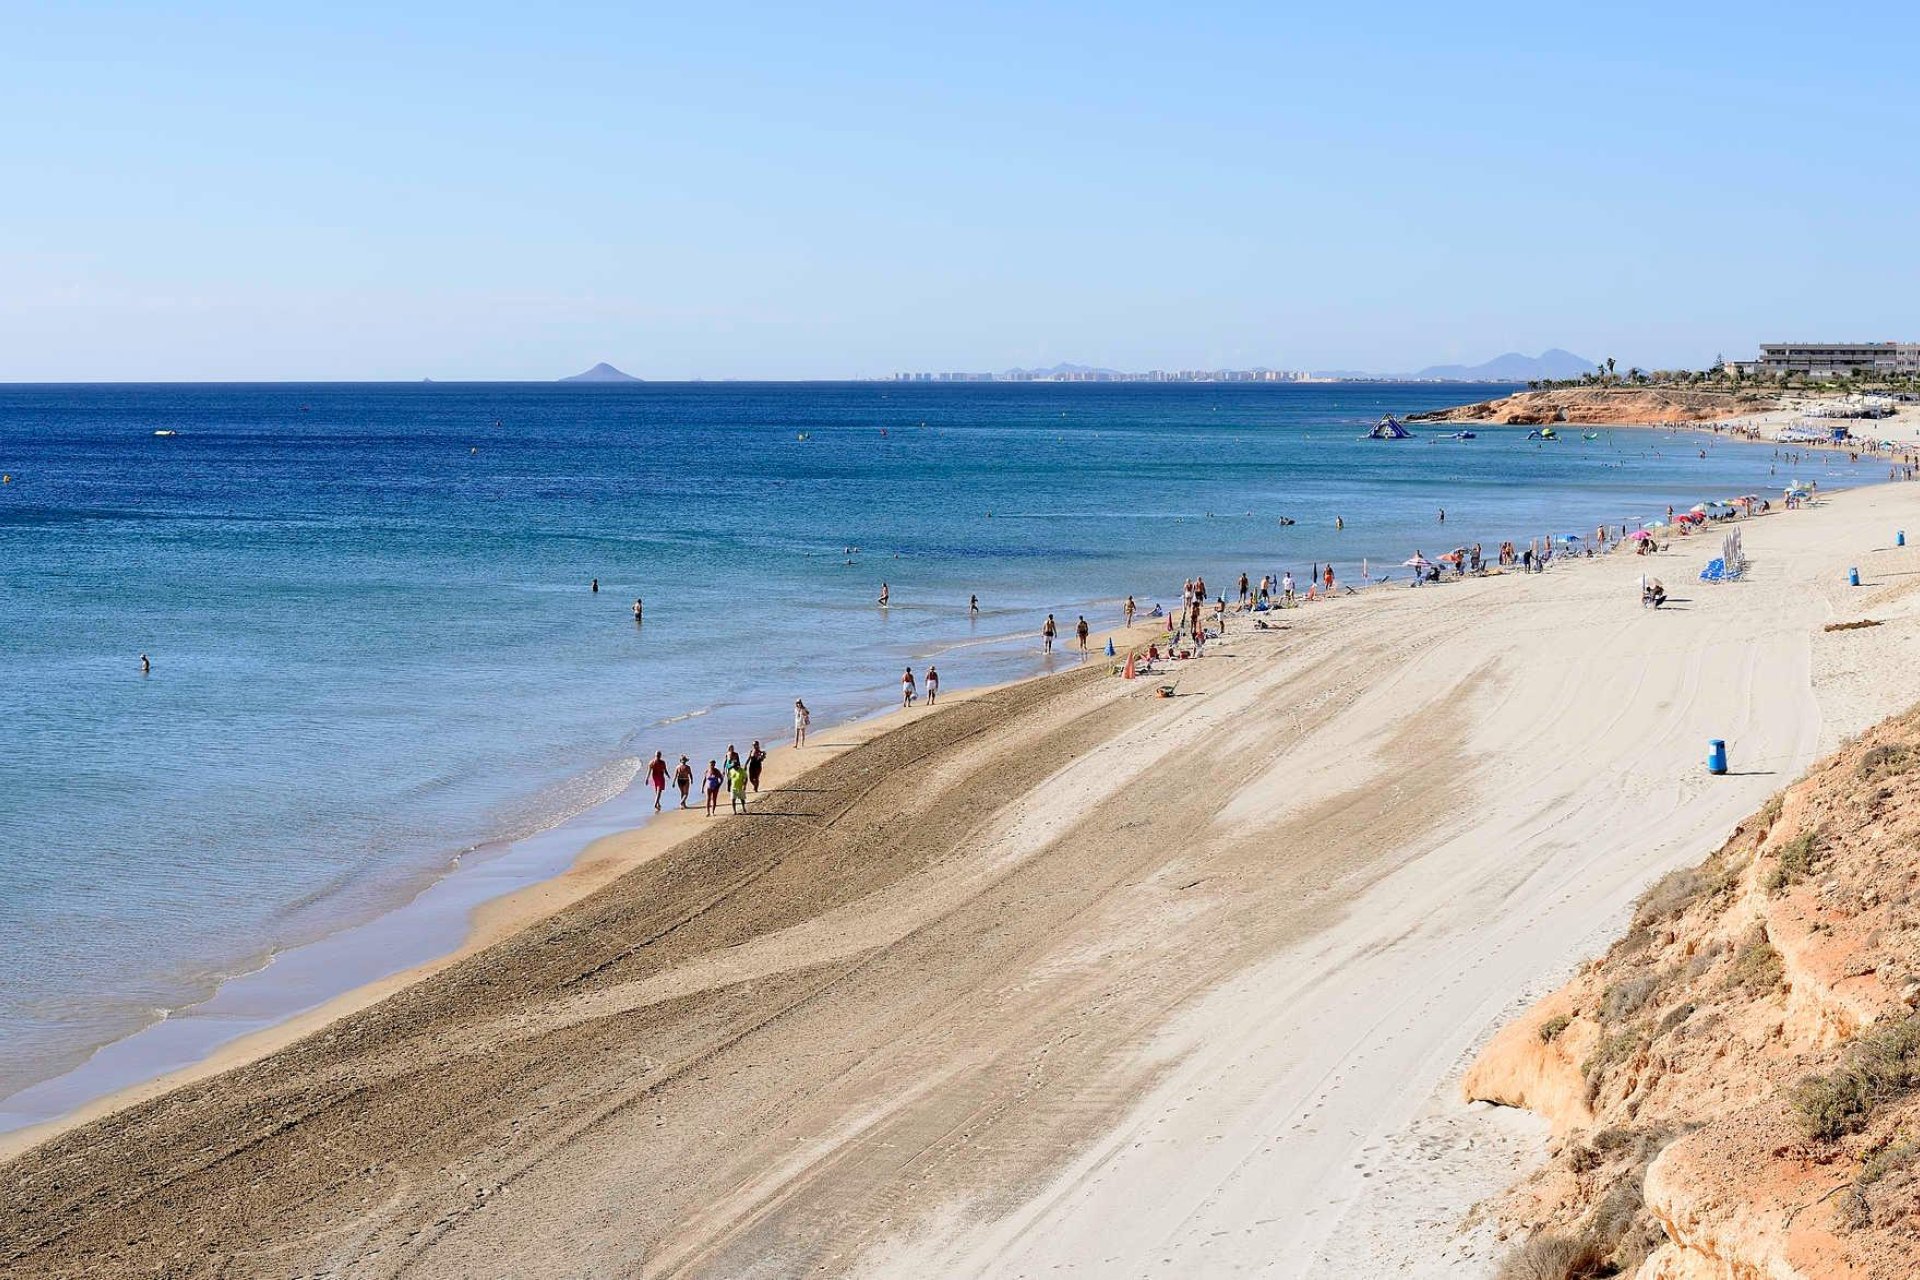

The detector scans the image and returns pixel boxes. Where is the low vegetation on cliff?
[1467,708,1920,1279]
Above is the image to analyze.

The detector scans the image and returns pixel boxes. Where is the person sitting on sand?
[674,755,694,808]
[703,760,723,815]
[793,699,810,748]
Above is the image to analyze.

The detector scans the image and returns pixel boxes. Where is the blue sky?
[3,1,1917,380]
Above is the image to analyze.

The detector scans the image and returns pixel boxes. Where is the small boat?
[1361,414,1413,440]
[1444,430,1477,440]
[1582,431,1600,441]
[152,429,177,437]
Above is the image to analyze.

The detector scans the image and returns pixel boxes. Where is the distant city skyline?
[3,4,1917,381]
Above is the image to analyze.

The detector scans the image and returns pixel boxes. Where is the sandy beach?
[8,479,1920,1278]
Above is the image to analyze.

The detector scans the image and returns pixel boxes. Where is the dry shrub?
[1727,931,1783,995]
[1539,1014,1572,1044]
[1791,1014,1920,1141]
[1601,974,1664,1023]
[1765,828,1822,893]
[1857,742,1913,783]
[1495,1233,1611,1280]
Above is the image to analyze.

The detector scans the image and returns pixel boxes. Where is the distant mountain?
[559,362,643,383]
[1002,362,1125,378]
[1407,349,1595,382]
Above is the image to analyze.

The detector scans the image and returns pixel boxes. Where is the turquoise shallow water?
[0,381,1856,1121]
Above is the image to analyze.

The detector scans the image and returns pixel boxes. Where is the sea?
[0,380,1854,1129]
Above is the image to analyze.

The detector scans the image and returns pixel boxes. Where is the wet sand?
[7,482,1920,1278]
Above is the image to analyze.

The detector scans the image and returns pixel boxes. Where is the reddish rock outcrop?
[1410,387,1778,425]
[1468,708,1920,1279]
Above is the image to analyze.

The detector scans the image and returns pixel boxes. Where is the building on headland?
[1725,342,1920,378]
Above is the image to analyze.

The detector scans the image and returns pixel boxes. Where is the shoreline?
[5,478,1919,1275]
[0,424,1817,1151]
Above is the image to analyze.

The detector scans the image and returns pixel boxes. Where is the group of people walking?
[647,741,768,816]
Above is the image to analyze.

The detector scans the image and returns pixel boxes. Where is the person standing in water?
[1042,613,1057,651]
[632,598,643,623]
[925,665,939,705]
[703,760,724,815]
[648,751,669,812]
[747,740,766,792]
[1437,509,1445,523]
[901,666,916,707]
[674,755,694,808]
[139,653,151,675]
[878,582,890,606]
[1124,595,1136,628]
[1076,615,1090,652]
[969,593,979,616]
[793,699,810,748]
[591,578,599,593]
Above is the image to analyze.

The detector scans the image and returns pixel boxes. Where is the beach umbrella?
[1690,503,1708,513]
[1402,556,1430,567]
[1628,529,1653,541]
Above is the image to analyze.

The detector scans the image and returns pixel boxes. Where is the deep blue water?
[0,381,1845,1111]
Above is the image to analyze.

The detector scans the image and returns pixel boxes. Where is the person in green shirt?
[728,762,749,814]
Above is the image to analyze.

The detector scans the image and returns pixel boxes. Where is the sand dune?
[5,484,1920,1278]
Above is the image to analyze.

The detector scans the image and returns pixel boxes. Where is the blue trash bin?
[1849,566,1861,587]
[1708,739,1728,775]
[1899,531,1907,547]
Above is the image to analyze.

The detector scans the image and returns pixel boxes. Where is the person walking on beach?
[1282,571,1295,603]
[1043,614,1057,651]
[1323,564,1334,593]
[1124,595,1136,628]
[1238,572,1250,605]
[674,755,694,807]
[902,666,917,707]
[703,760,724,815]
[648,751,669,812]
[725,743,741,772]
[747,740,766,792]
[925,665,939,705]
[728,760,749,814]
[793,699,810,748]
[1076,615,1090,652]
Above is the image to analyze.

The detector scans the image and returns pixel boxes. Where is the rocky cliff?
[1467,709,1920,1279]
[1410,388,1778,426]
